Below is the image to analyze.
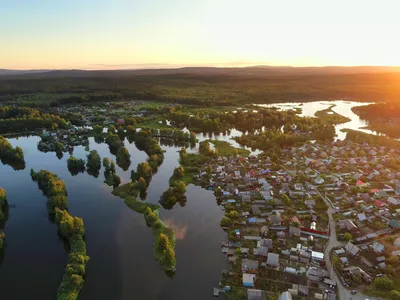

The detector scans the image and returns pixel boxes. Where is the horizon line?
[2,64,400,71]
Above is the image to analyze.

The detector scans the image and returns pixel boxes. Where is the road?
[316,188,377,300]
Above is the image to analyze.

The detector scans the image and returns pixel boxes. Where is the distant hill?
[2,66,400,78]
[0,69,51,76]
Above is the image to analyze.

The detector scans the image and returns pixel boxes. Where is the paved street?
[316,188,377,300]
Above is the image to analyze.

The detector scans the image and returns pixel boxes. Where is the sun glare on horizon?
[1,0,400,69]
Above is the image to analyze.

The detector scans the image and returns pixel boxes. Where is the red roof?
[356,180,365,186]
[374,200,383,207]
[370,189,380,194]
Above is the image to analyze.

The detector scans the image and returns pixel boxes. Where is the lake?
[0,136,226,300]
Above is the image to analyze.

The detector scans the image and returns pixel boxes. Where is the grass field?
[209,140,250,157]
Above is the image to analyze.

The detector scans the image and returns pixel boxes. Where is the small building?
[247,289,264,300]
[289,226,301,236]
[345,242,360,256]
[242,259,259,274]
[267,253,280,268]
[243,273,256,287]
[371,241,385,253]
[279,291,292,300]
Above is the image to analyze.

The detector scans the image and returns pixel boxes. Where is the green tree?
[138,177,147,191]
[86,150,101,177]
[103,157,110,170]
[173,181,186,194]
[173,166,185,178]
[116,146,131,170]
[344,232,353,242]
[108,125,116,134]
[373,277,394,290]
[93,125,103,135]
[220,216,232,227]
[281,194,291,206]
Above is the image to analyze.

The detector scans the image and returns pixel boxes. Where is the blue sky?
[1,0,400,69]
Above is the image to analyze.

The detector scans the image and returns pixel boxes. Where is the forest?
[352,103,400,138]
[1,69,400,106]
[0,106,67,134]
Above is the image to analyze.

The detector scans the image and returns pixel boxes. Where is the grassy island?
[314,105,351,124]
[112,184,176,270]
[30,169,89,300]
[208,140,250,157]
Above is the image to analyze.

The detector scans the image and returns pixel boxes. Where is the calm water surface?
[0,136,226,300]
[257,100,376,140]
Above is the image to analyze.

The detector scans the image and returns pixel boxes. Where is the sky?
[1,0,400,69]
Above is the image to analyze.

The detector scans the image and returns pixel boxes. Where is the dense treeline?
[30,169,68,213]
[2,71,400,106]
[0,188,7,250]
[344,130,400,148]
[234,117,335,150]
[353,103,400,120]
[353,104,400,138]
[0,136,25,170]
[30,169,89,300]
[0,106,67,133]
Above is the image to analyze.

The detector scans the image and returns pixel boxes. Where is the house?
[311,251,324,262]
[356,180,367,188]
[289,226,301,236]
[339,219,358,233]
[258,238,273,249]
[343,266,372,283]
[254,246,269,257]
[247,289,264,300]
[388,197,400,206]
[252,205,261,215]
[371,241,385,253]
[389,219,400,229]
[243,273,256,287]
[314,176,325,185]
[279,291,293,300]
[267,253,280,268]
[358,213,367,221]
[345,242,360,256]
[242,259,259,273]
[269,214,282,225]
[394,237,400,247]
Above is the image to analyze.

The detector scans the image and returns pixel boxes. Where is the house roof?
[358,213,367,221]
[267,253,280,266]
[242,259,259,270]
[389,219,400,229]
[356,180,365,186]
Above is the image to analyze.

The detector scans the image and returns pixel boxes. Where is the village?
[197,138,400,300]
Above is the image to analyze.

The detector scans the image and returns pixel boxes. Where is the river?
[257,100,378,140]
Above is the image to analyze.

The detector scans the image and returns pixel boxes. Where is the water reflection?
[0,135,226,300]
[163,219,189,240]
